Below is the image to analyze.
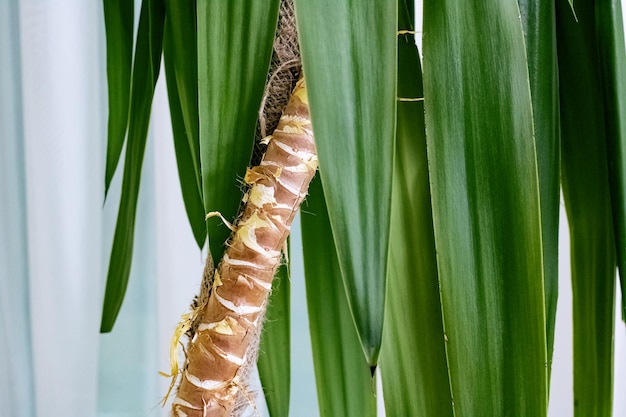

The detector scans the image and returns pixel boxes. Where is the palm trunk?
[172,77,316,417]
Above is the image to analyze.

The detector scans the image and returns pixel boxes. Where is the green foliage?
[294,0,396,366]
[258,254,291,417]
[197,0,280,263]
[101,0,626,415]
[301,177,377,417]
[380,5,452,414]
[101,0,165,332]
[422,1,547,414]
[162,0,206,248]
[103,0,133,195]
[518,0,561,369]
[596,0,626,320]
[556,0,617,414]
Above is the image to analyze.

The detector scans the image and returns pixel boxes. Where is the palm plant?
[100,0,626,415]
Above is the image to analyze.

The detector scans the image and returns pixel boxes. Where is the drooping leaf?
[380,3,453,415]
[422,1,547,415]
[162,19,206,248]
[162,0,204,247]
[301,176,376,417]
[257,252,290,417]
[197,0,280,263]
[556,0,616,414]
[596,0,626,320]
[101,0,165,333]
[517,0,561,373]
[163,0,201,193]
[294,0,396,366]
[103,0,134,195]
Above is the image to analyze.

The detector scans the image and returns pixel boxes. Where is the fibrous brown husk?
[179,0,302,415]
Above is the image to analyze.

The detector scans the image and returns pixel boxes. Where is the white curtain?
[1,1,625,417]
[0,1,205,416]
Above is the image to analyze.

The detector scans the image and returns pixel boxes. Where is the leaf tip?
[100,314,114,333]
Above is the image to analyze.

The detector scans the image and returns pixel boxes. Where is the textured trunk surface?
[172,78,316,417]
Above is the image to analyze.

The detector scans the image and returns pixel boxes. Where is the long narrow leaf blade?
[517,0,561,372]
[596,0,626,320]
[381,5,453,415]
[163,24,206,248]
[301,176,376,417]
[422,1,548,415]
[198,1,280,263]
[294,0,396,366]
[556,0,616,414]
[257,257,290,417]
[163,0,202,194]
[103,0,134,195]
[101,0,165,332]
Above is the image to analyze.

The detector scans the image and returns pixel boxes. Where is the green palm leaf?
[197,0,280,263]
[294,0,396,366]
[163,21,206,248]
[517,0,561,372]
[556,0,617,414]
[101,0,165,332]
[301,176,376,417]
[380,3,452,415]
[422,1,547,415]
[163,0,201,194]
[596,0,626,320]
[257,255,290,417]
[103,0,134,195]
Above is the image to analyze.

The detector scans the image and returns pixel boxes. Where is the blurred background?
[1,1,625,416]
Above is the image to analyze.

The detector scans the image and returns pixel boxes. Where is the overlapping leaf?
[103,0,134,195]
[596,0,626,320]
[257,254,290,417]
[101,0,165,332]
[294,0,396,366]
[556,0,617,414]
[422,1,547,415]
[380,3,452,415]
[197,0,280,263]
[163,1,205,248]
[517,0,560,372]
[301,176,376,417]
